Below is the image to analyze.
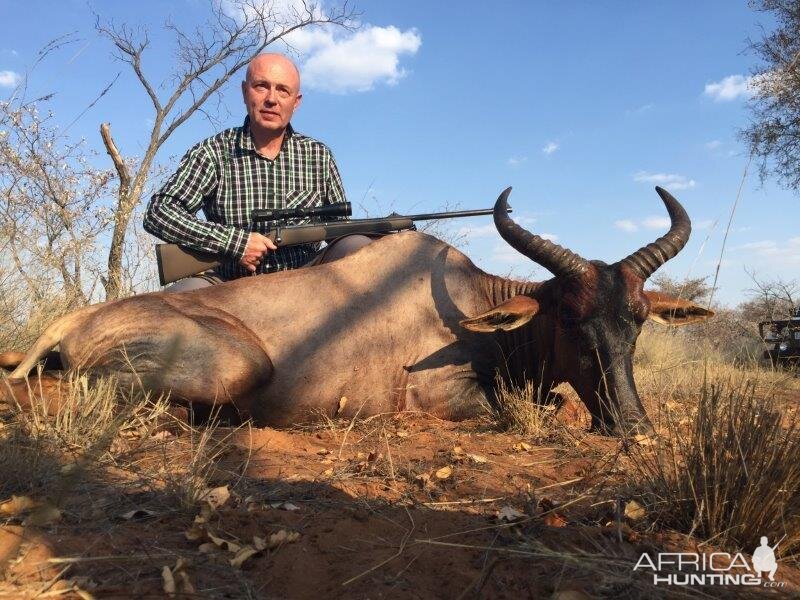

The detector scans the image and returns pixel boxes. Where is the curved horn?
[618,186,691,280]
[493,187,590,278]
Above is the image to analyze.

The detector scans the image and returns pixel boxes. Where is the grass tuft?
[492,374,559,438]
[630,375,800,557]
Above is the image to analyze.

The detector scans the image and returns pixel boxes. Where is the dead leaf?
[162,558,194,596]
[467,454,487,464]
[513,442,532,452]
[451,446,465,459]
[199,485,230,510]
[161,566,176,595]
[497,506,526,522]
[316,447,330,455]
[280,501,300,512]
[336,396,348,416]
[24,503,61,526]
[176,571,195,594]
[198,542,216,554]
[0,495,37,516]
[206,529,241,553]
[396,430,409,438]
[267,529,300,548]
[435,466,453,480]
[230,545,259,569]
[624,500,647,521]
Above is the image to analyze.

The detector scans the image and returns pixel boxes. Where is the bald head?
[245,53,301,90]
[242,53,303,143]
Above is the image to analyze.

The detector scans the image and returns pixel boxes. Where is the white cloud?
[456,223,497,242]
[633,171,696,190]
[542,142,559,155]
[705,140,722,150]
[299,25,421,93]
[642,216,672,229]
[614,215,693,233]
[736,238,800,266]
[615,219,638,233]
[507,156,527,167]
[703,74,756,102]
[491,243,528,265]
[222,1,421,94]
[0,70,21,88]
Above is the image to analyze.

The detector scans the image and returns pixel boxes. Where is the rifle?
[155,202,510,286]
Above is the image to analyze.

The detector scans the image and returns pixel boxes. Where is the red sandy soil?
[1,400,799,599]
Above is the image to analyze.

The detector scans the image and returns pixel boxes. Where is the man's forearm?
[144,194,249,259]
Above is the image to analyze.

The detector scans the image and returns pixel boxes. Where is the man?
[144,53,369,291]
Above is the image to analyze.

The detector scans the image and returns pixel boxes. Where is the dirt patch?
[2,404,799,599]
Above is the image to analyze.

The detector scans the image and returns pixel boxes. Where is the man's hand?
[239,232,278,272]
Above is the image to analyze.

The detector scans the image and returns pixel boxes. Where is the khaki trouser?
[165,234,376,293]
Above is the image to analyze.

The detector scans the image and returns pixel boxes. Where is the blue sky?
[1,0,797,305]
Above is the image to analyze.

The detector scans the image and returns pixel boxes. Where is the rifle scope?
[252,202,352,222]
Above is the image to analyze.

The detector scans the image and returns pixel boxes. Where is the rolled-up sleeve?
[144,145,249,259]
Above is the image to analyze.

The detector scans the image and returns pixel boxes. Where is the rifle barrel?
[402,207,510,221]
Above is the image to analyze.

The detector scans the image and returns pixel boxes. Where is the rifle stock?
[155,244,222,287]
[155,207,506,286]
[155,216,414,286]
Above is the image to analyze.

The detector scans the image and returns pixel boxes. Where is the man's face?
[242,55,302,135]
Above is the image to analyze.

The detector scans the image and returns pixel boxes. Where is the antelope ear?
[460,296,540,332]
[645,291,714,326]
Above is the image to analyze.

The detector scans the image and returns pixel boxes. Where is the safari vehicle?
[760,307,800,369]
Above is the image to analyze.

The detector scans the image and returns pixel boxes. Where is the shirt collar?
[239,115,294,155]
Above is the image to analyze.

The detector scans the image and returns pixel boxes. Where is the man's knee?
[165,274,222,293]
[319,235,374,263]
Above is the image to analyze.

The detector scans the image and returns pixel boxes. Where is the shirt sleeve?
[143,144,249,259]
[324,149,347,207]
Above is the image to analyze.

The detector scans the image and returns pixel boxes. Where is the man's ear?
[460,295,540,332]
[645,291,714,326]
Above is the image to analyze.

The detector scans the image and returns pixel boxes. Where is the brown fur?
[5,232,712,432]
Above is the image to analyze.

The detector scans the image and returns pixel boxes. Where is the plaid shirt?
[144,116,347,279]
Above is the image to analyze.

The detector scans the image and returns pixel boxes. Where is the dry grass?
[634,323,798,411]
[492,374,561,438]
[629,326,800,560]
[0,369,249,514]
[0,372,171,498]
